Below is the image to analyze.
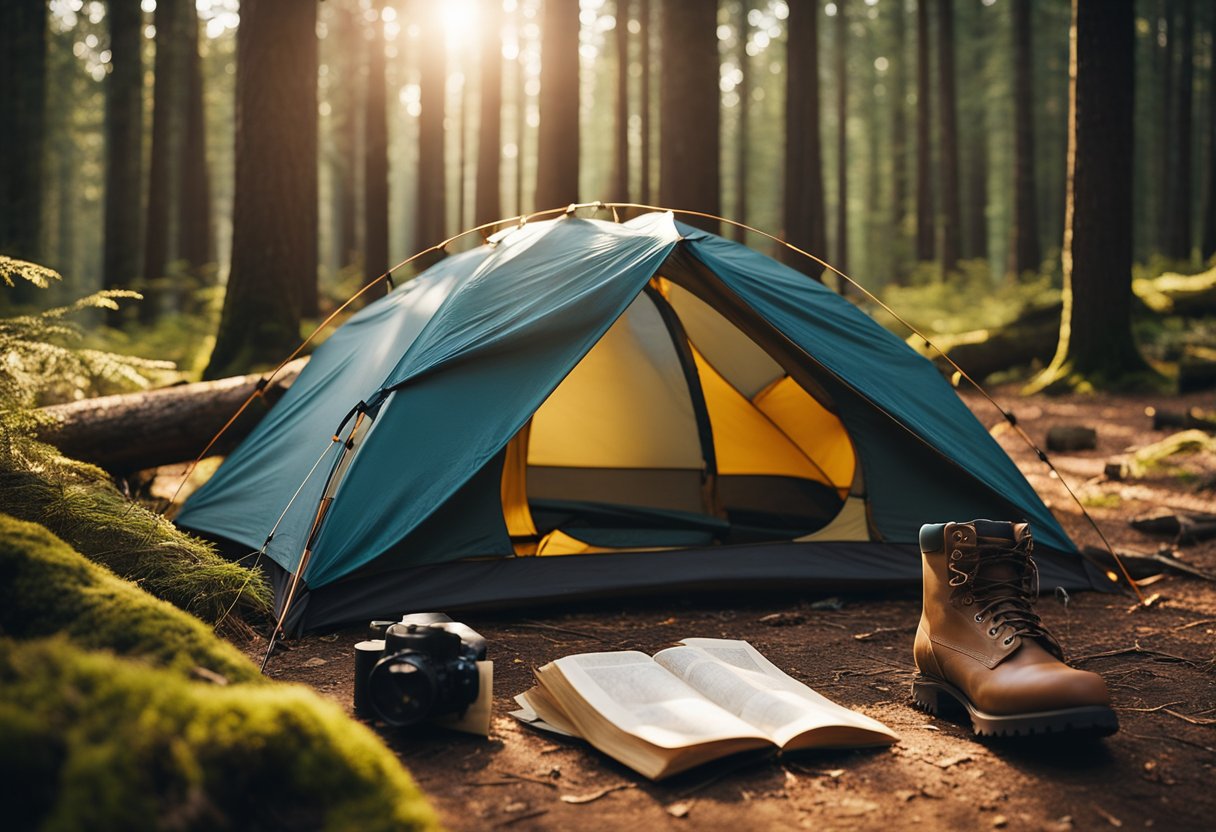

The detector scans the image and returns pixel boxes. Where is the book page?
[653,639,897,748]
[551,650,771,749]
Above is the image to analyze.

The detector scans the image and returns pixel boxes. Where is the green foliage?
[0,637,441,832]
[0,435,271,628]
[0,513,262,683]
[0,255,61,289]
[0,263,176,417]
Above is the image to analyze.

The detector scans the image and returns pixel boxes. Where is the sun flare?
[439,0,481,51]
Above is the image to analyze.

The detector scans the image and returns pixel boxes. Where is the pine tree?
[915,0,935,262]
[1028,0,1154,392]
[1010,0,1041,278]
[475,0,504,226]
[783,0,826,276]
[102,0,144,327]
[205,0,319,379]
[535,0,580,209]
[936,0,960,276]
[364,5,389,292]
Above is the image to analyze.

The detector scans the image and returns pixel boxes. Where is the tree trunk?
[1204,14,1216,260]
[659,0,719,233]
[915,0,934,262]
[1158,0,1175,256]
[177,6,214,304]
[640,0,653,204]
[613,0,631,205]
[416,7,447,245]
[936,0,960,276]
[889,0,908,281]
[535,0,581,210]
[783,0,822,279]
[0,0,46,271]
[1010,0,1040,278]
[332,4,362,269]
[205,0,318,380]
[103,0,144,327]
[1028,0,1153,393]
[835,1,849,277]
[1165,0,1193,262]
[475,0,504,227]
[35,359,307,474]
[143,0,189,323]
[364,7,389,294]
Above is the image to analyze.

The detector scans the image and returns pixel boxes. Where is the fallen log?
[34,358,308,473]
[911,301,1060,382]
[910,269,1216,381]
[1132,266,1216,317]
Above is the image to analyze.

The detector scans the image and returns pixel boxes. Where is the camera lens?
[367,652,439,727]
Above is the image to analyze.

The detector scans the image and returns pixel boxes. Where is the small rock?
[759,612,806,627]
[666,801,692,818]
[302,657,328,667]
[503,801,528,814]
[992,815,1008,828]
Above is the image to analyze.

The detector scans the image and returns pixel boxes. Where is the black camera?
[353,612,487,728]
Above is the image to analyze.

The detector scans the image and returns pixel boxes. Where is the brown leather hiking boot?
[911,520,1118,737]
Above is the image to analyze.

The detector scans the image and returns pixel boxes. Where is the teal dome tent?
[177,212,1107,633]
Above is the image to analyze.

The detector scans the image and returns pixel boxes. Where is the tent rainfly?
[177,213,1106,633]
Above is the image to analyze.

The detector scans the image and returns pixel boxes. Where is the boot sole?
[911,675,1119,738]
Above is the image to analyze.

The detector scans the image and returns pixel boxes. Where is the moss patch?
[0,513,262,684]
[0,637,441,832]
[0,433,270,627]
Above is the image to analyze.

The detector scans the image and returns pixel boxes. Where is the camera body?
[354,612,487,728]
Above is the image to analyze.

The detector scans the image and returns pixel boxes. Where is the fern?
[0,255,61,289]
[1,278,176,421]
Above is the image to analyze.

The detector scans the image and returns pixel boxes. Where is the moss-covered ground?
[0,433,270,628]
[0,514,441,831]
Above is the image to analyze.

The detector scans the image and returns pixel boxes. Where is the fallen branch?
[559,783,636,804]
[1162,709,1216,727]
[1074,642,1198,666]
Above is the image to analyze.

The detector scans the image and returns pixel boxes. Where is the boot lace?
[948,531,1063,658]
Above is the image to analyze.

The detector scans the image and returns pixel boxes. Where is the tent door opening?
[503,266,859,556]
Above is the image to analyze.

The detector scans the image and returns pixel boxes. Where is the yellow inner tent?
[501,277,858,555]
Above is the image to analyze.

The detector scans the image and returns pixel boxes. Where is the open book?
[511,638,898,780]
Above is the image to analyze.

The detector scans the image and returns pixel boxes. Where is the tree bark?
[935,0,960,276]
[659,0,719,233]
[35,360,307,474]
[364,7,389,294]
[177,6,214,302]
[1010,0,1040,278]
[1158,0,1175,256]
[1028,0,1153,393]
[889,0,908,280]
[205,0,318,380]
[332,4,362,269]
[535,0,581,210]
[915,0,934,262]
[416,6,447,245]
[781,1,828,266]
[143,0,189,323]
[0,0,46,270]
[1204,12,1216,260]
[103,0,144,327]
[1165,0,1193,261]
[640,0,653,204]
[835,1,849,277]
[475,0,504,227]
[612,0,631,205]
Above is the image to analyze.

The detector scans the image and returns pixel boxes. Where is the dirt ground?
[246,387,1216,831]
